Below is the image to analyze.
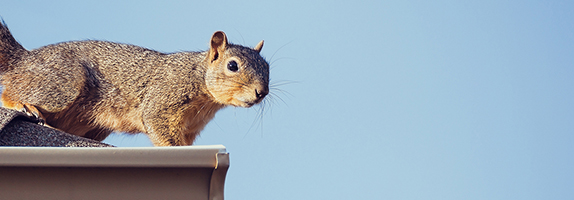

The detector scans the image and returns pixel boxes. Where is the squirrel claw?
[36,117,46,126]
[19,104,46,126]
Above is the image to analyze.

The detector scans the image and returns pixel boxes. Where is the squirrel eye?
[227,60,239,72]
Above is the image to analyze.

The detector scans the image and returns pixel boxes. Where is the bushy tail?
[0,20,26,72]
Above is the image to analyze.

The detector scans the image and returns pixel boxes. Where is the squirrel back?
[0,20,26,72]
[0,21,269,146]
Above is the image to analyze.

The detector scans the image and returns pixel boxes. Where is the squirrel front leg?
[142,109,189,146]
[139,84,189,146]
[141,97,220,146]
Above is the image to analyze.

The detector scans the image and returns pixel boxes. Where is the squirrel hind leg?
[22,104,46,125]
[1,93,47,125]
[83,127,113,142]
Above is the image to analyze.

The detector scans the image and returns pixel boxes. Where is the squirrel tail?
[0,20,26,72]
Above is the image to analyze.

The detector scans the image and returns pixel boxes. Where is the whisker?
[233,29,246,46]
[269,40,293,63]
[270,80,298,88]
[268,92,288,106]
[257,101,268,138]
[194,104,208,119]
[270,86,293,98]
[270,57,297,68]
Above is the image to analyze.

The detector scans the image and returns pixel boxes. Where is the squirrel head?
[204,31,269,108]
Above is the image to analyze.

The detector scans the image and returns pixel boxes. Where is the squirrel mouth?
[239,97,264,108]
[236,89,267,108]
[228,99,255,108]
[230,87,268,108]
[241,100,258,108]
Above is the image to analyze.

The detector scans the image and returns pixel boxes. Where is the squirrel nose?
[255,87,268,100]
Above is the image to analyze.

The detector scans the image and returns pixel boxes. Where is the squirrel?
[0,21,269,146]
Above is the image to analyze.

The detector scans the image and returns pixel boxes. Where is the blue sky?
[2,1,574,199]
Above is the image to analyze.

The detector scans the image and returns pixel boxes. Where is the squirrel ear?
[254,40,264,53]
[209,31,228,62]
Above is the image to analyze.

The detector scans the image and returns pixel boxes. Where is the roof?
[0,107,230,200]
[0,107,112,147]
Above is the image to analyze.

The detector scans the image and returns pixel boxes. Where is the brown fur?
[0,21,269,146]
